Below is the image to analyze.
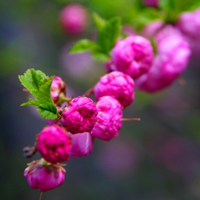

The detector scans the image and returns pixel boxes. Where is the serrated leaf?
[37,76,55,104]
[21,98,40,106]
[37,102,58,120]
[69,39,100,53]
[19,68,48,97]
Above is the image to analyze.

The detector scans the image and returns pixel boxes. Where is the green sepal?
[149,38,157,56]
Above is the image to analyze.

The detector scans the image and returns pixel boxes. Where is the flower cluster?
[23,72,134,192]
[21,1,200,197]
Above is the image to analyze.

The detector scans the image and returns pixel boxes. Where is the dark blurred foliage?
[0,0,200,200]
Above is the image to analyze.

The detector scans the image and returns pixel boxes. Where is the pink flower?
[59,3,88,35]
[135,26,191,93]
[69,132,94,158]
[143,0,159,7]
[51,76,66,105]
[110,35,154,79]
[176,8,200,57]
[61,96,98,134]
[24,159,65,192]
[92,96,123,141]
[37,125,72,164]
[94,71,134,108]
[176,8,200,38]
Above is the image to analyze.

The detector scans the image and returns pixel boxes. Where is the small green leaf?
[91,51,110,62]
[19,68,48,97]
[19,69,59,120]
[37,103,58,120]
[69,39,100,53]
[21,98,40,106]
[37,76,55,104]
[97,16,121,54]
[93,12,106,31]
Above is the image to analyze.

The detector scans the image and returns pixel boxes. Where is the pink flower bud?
[51,76,66,105]
[37,125,72,164]
[61,96,98,134]
[135,26,191,92]
[92,96,123,141]
[143,0,158,7]
[46,118,59,126]
[24,159,65,192]
[69,132,94,158]
[110,35,154,79]
[176,8,200,57]
[94,71,134,108]
[59,4,88,35]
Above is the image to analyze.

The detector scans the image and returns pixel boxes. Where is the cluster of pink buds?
[23,72,138,193]
[104,24,191,93]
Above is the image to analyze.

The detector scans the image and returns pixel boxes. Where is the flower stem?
[121,118,141,121]
[83,85,95,97]
[39,192,43,200]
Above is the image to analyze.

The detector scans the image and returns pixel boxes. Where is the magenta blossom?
[51,76,66,105]
[59,3,88,35]
[135,26,191,93]
[37,125,72,164]
[109,35,154,79]
[92,96,123,141]
[69,132,94,158]
[24,159,65,192]
[61,96,97,134]
[176,8,200,57]
[94,71,134,108]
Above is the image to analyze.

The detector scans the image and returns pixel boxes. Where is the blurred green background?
[1,0,200,199]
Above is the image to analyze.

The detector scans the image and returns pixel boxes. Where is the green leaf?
[91,51,110,62]
[158,0,199,23]
[21,98,40,106]
[93,12,106,31]
[19,69,59,120]
[69,39,100,53]
[19,68,48,97]
[37,76,55,104]
[97,16,121,54]
[37,102,58,120]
